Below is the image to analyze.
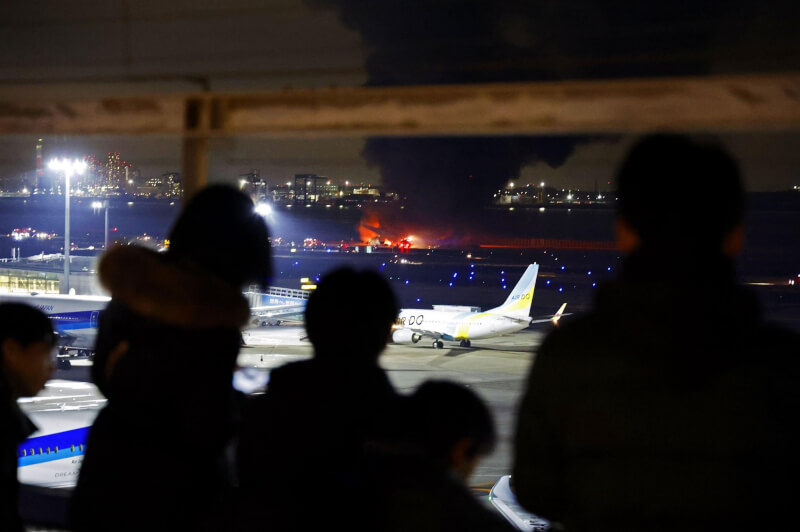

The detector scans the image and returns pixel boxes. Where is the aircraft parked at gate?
[0,293,109,362]
[392,264,567,349]
[0,288,309,359]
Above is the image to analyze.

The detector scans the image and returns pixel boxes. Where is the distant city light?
[255,203,273,217]
[48,158,87,178]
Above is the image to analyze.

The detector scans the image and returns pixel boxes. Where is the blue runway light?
[501,270,505,275]
[470,264,475,268]
[559,287,563,292]
[561,266,565,271]
[453,272,458,278]
[416,298,421,302]
[449,282,453,287]
[503,285,507,290]
[501,278,505,283]
[588,271,592,275]
[546,280,551,285]
[607,266,612,271]
[405,279,409,285]
[592,283,597,287]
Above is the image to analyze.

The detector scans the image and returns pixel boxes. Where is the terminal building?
[0,254,104,295]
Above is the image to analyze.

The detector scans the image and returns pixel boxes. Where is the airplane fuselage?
[0,293,109,338]
[395,308,531,341]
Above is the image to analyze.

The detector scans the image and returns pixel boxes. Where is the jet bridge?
[244,286,310,325]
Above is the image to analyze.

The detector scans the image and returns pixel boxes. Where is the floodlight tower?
[49,158,87,294]
[92,200,110,249]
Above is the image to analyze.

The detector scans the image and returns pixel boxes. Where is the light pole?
[92,200,109,249]
[49,158,87,294]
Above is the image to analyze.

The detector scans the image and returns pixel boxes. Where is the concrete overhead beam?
[0,73,799,136]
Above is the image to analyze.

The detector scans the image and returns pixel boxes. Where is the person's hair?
[304,268,398,360]
[410,380,497,461]
[167,185,272,289]
[616,134,745,250]
[0,303,56,354]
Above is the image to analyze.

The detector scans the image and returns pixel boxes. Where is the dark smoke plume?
[305,0,767,233]
[362,136,579,223]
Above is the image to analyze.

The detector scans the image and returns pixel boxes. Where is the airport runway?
[238,325,546,487]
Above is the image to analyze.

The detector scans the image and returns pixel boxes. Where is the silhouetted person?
[357,380,514,532]
[235,267,401,530]
[69,185,271,531]
[0,303,56,532]
[513,135,800,531]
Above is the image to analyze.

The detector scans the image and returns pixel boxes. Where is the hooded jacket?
[0,368,36,532]
[513,248,800,532]
[69,245,250,531]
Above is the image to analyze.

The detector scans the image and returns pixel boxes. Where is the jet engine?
[391,329,422,344]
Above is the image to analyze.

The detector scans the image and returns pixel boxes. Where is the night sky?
[1,1,798,204]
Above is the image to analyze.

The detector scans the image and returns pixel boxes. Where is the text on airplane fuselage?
[510,293,531,302]
[35,305,55,312]
[395,315,424,326]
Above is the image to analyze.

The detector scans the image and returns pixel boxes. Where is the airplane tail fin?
[552,302,567,325]
[530,302,571,325]
[492,264,539,317]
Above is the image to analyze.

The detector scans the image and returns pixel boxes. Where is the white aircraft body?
[392,264,566,348]
[0,293,110,358]
[0,287,309,354]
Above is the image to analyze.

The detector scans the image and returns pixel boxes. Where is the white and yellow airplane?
[392,264,567,349]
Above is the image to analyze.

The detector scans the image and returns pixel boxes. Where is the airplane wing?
[501,315,534,324]
[489,475,551,532]
[405,327,446,339]
[529,303,571,324]
[54,330,96,350]
[392,326,447,341]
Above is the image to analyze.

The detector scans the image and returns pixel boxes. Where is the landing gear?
[432,340,444,349]
[459,339,471,348]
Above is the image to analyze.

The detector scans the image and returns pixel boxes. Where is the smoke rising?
[305,0,761,234]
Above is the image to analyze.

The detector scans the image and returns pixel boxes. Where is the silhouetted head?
[167,185,272,289]
[410,380,496,480]
[0,303,56,398]
[305,268,398,361]
[615,135,745,255]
